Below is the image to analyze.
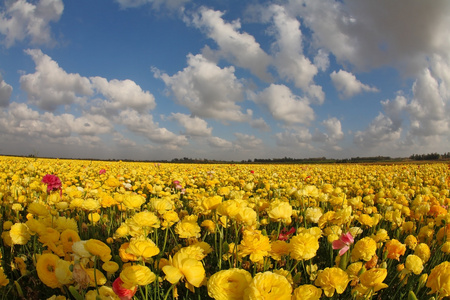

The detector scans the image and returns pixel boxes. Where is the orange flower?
[384,239,406,260]
[36,253,61,288]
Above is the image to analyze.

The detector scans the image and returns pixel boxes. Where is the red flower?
[42,174,62,195]
[278,227,296,241]
[112,277,137,300]
[99,169,106,175]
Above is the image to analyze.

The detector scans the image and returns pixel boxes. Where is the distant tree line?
[409,152,450,160]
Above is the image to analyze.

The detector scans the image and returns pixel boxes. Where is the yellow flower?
[102,261,119,273]
[243,271,292,300]
[305,207,323,224]
[27,202,49,217]
[235,207,257,228]
[201,219,216,233]
[10,222,31,245]
[85,268,107,287]
[270,240,290,261]
[202,195,223,212]
[426,261,450,299]
[292,284,322,300]
[441,241,450,254]
[290,233,319,261]
[85,286,120,300]
[384,239,406,261]
[114,223,130,238]
[358,268,388,292]
[85,239,112,262]
[82,198,100,211]
[405,254,424,275]
[161,210,180,229]
[55,259,73,285]
[351,237,377,262]
[207,268,252,300]
[358,214,374,227]
[238,229,271,263]
[131,210,160,229]
[267,201,292,224]
[120,265,155,288]
[162,250,205,288]
[175,215,201,239]
[414,243,431,263]
[0,267,9,287]
[404,235,418,250]
[60,229,81,254]
[126,237,160,260]
[36,253,61,288]
[315,267,349,297]
[122,194,146,210]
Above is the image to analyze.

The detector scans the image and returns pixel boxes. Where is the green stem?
[163,284,176,300]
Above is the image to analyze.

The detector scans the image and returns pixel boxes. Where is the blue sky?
[0,0,449,161]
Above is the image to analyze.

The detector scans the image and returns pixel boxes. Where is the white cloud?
[323,117,344,141]
[330,69,378,99]
[234,132,263,150]
[20,49,93,111]
[250,117,270,132]
[0,74,13,107]
[0,0,63,47]
[118,109,188,148]
[207,136,233,148]
[267,4,324,103]
[169,112,212,136]
[289,0,450,75]
[155,53,250,122]
[354,112,402,148]
[90,77,156,112]
[314,49,330,72]
[190,7,272,82]
[275,127,313,148]
[251,84,314,125]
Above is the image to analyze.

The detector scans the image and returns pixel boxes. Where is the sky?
[0,0,449,161]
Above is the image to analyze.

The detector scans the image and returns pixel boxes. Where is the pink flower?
[278,227,296,241]
[332,232,354,256]
[42,174,62,195]
[99,169,106,175]
[112,277,137,300]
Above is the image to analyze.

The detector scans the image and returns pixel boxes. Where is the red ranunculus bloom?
[112,277,137,300]
[42,174,62,195]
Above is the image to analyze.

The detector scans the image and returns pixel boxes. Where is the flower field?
[0,156,450,300]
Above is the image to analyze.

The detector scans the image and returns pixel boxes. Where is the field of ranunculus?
[0,155,449,300]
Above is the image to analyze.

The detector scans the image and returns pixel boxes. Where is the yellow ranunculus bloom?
[162,251,205,288]
[36,253,61,289]
[238,229,271,263]
[315,267,349,297]
[351,237,376,262]
[405,254,424,275]
[358,268,388,292]
[0,267,9,287]
[414,243,431,263]
[175,215,201,239]
[207,268,252,300]
[292,284,322,300]
[85,268,107,287]
[120,265,156,288]
[126,236,160,260]
[243,271,292,300]
[10,222,31,245]
[290,232,319,261]
[426,261,450,299]
[267,201,293,224]
[85,239,112,262]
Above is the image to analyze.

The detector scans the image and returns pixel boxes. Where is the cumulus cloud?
[118,109,188,148]
[266,4,324,103]
[0,74,13,107]
[190,7,272,82]
[155,53,250,122]
[169,113,212,136]
[275,127,313,149]
[251,84,314,125]
[90,77,156,112]
[234,132,263,150]
[20,49,93,111]
[207,136,233,148]
[330,69,379,99]
[289,0,450,75]
[0,0,63,47]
